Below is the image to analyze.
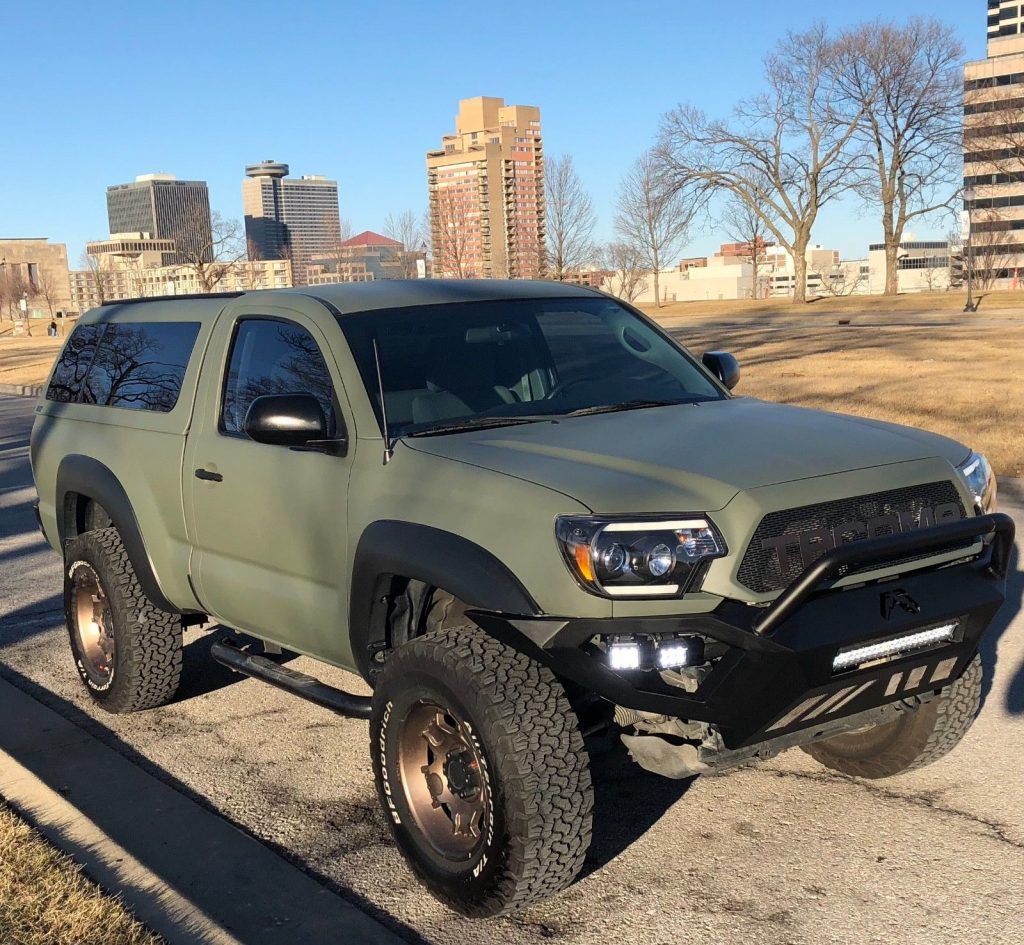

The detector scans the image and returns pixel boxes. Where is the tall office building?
[963,2,1024,285]
[106,174,212,265]
[242,161,341,284]
[242,161,291,261]
[426,96,546,280]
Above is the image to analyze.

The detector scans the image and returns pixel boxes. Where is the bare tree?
[545,154,598,281]
[808,261,867,297]
[0,267,23,325]
[833,18,963,295]
[79,250,108,307]
[175,211,246,293]
[600,241,649,303]
[614,150,692,306]
[969,211,1015,290]
[430,187,474,278]
[384,209,428,278]
[1,269,33,334]
[32,267,63,318]
[720,188,774,299]
[659,24,865,303]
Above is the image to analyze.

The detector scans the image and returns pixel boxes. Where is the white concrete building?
[622,255,754,304]
[867,241,951,294]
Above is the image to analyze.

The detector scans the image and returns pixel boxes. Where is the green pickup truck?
[30,280,1014,917]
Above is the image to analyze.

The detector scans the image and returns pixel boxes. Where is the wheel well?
[366,578,465,679]
[62,492,112,539]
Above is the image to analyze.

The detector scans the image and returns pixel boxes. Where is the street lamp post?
[963,186,975,314]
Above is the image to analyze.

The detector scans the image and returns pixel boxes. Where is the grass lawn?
[646,288,1024,319]
[651,316,1024,479]
[0,803,162,945]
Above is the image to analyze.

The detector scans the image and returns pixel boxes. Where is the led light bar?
[604,584,680,596]
[833,622,958,673]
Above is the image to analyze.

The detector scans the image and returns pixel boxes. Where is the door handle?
[194,468,223,483]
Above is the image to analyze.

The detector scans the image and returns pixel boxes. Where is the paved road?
[1,394,1022,945]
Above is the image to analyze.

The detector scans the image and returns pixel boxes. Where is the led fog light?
[656,640,693,669]
[605,635,702,672]
[607,642,642,670]
[832,622,958,673]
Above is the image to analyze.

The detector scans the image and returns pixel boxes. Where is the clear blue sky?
[3,0,985,265]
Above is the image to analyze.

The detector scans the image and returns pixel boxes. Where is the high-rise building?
[242,161,341,284]
[106,174,212,266]
[426,96,546,280]
[963,2,1024,286]
[242,161,291,261]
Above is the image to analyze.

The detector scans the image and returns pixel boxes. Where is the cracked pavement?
[1,394,1022,945]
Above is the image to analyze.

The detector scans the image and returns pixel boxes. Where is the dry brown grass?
[0,803,162,945]
[0,335,64,388]
[647,288,1024,319]
[656,318,1024,479]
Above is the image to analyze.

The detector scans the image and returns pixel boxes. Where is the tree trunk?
[653,267,661,307]
[792,243,808,304]
[884,241,899,295]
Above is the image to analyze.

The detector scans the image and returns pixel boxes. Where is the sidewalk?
[0,676,407,945]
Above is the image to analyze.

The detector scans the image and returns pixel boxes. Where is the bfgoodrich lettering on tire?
[63,527,182,713]
[370,626,594,917]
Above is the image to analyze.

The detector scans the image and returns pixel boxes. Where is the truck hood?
[402,398,970,513]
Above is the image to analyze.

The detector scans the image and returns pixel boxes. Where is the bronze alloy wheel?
[71,564,116,686]
[397,701,491,860]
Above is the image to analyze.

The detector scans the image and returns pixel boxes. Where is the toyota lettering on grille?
[760,502,964,573]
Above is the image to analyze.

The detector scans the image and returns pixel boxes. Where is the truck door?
[184,301,354,664]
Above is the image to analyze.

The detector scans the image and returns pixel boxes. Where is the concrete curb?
[0,382,42,397]
[999,476,1024,504]
[0,678,404,945]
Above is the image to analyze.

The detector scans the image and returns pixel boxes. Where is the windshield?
[339,297,725,438]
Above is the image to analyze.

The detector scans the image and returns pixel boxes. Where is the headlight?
[555,515,727,598]
[956,451,997,513]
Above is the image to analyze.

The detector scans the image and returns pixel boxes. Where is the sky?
[1,0,986,266]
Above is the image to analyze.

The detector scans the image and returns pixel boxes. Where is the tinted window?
[339,298,723,437]
[221,319,337,436]
[81,322,200,412]
[45,324,104,403]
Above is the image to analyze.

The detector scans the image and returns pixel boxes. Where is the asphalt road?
[2,394,1022,945]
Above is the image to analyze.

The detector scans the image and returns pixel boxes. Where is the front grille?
[737,481,968,594]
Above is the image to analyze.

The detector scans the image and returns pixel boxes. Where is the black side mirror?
[702,351,740,390]
[244,393,327,448]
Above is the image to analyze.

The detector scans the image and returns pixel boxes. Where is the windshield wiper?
[407,416,549,437]
[561,399,685,418]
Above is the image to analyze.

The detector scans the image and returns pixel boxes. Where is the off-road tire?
[64,527,182,713]
[802,655,982,779]
[370,625,594,917]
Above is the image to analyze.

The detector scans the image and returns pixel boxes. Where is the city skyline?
[3,1,984,266]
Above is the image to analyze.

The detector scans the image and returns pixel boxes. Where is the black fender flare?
[55,454,179,614]
[349,520,541,679]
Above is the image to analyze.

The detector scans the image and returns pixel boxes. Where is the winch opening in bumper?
[469,513,1015,751]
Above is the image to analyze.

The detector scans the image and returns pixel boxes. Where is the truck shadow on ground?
[990,542,1024,713]
[173,629,299,703]
[578,735,694,880]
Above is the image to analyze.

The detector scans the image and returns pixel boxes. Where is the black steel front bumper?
[471,513,1016,750]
